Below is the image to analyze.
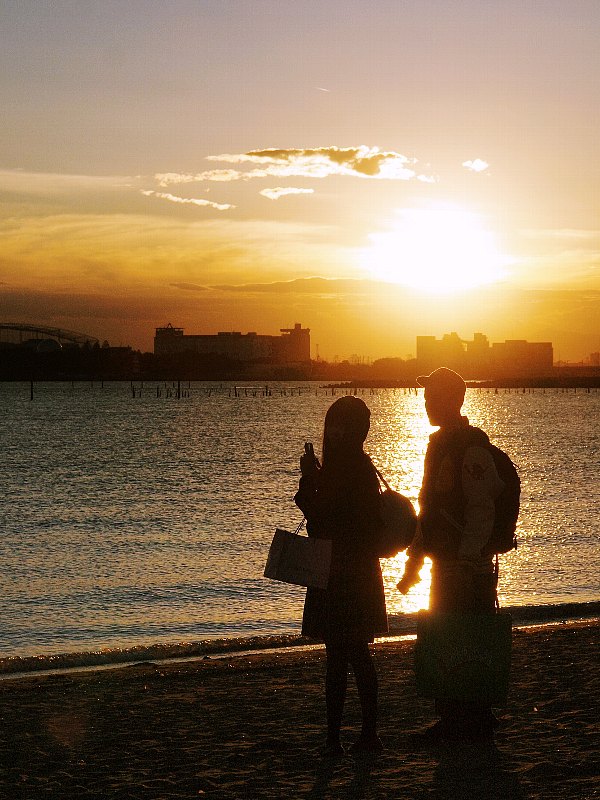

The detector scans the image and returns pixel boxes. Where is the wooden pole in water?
[30,380,34,401]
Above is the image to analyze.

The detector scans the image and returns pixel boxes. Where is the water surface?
[0,381,598,663]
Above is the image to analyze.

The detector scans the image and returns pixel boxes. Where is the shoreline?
[2,599,598,679]
[0,619,597,799]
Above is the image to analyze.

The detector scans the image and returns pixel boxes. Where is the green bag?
[415,611,512,706]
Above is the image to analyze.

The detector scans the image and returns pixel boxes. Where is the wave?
[0,601,598,678]
[387,600,600,634]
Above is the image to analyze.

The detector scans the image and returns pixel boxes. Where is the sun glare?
[362,205,510,293]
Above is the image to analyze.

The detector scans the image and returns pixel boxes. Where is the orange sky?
[1,1,598,360]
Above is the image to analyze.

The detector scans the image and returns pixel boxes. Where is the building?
[490,339,553,377]
[154,323,311,363]
[416,332,553,378]
[416,332,467,373]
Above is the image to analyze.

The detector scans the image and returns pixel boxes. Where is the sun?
[361,204,510,293]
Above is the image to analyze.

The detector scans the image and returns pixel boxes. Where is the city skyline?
[7,318,600,368]
[1,1,599,360]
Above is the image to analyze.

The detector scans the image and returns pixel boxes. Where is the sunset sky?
[1,0,598,360]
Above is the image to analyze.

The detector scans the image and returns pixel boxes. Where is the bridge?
[0,323,100,347]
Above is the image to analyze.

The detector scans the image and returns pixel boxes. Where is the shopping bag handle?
[294,517,306,535]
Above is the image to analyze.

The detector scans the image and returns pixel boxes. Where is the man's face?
[424,387,444,426]
[424,386,462,426]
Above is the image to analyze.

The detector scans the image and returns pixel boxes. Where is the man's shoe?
[410,720,448,746]
[412,718,497,747]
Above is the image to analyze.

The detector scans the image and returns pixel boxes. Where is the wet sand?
[0,621,598,799]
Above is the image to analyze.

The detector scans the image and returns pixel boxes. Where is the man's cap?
[416,367,466,395]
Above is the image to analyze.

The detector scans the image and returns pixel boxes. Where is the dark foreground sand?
[0,621,598,800]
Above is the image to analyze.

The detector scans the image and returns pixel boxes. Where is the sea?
[0,381,598,674]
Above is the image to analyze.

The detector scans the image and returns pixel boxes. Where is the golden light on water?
[369,393,434,612]
[382,552,432,614]
[362,204,510,293]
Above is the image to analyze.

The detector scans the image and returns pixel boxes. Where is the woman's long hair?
[320,396,372,479]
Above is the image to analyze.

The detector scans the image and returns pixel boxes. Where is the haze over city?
[1,1,598,361]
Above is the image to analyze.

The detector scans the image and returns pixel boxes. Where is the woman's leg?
[324,641,349,745]
[348,640,380,746]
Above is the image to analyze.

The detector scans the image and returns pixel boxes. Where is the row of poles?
[132,384,598,399]
[21,380,600,400]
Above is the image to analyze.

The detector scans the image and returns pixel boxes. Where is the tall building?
[154,323,311,363]
[416,332,469,373]
[416,332,553,377]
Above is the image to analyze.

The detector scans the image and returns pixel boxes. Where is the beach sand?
[0,621,598,799]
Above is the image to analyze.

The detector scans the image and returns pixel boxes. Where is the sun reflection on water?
[381,552,432,613]
[367,391,434,611]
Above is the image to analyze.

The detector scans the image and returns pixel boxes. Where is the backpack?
[421,427,520,559]
[480,440,520,555]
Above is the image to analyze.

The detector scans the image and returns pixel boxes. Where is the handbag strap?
[373,465,392,493]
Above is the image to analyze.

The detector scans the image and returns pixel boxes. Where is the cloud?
[259,187,315,200]
[0,169,135,196]
[0,212,350,294]
[512,228,600,288]
[211,277,373,294]
[521,228,600,240]
[170,282,208,292]
[462,159,489,173]
[155,146,436,186]
[140,189,234,211]
[155,170,244,186]
[214,146,418,178]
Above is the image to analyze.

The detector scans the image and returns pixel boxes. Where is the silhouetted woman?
[295,396,388,756]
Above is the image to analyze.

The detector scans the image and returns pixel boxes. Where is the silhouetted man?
[398,367,504,743]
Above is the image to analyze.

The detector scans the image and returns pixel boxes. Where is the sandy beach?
[0,621,598,799]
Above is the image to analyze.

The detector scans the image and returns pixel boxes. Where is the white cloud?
[260,187,315,200]
[140,190,234,211]
[155,146,423,186]
[462,159,489,173]
[155,169,245,186]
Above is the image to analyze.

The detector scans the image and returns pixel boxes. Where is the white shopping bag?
[264,527,332,589]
